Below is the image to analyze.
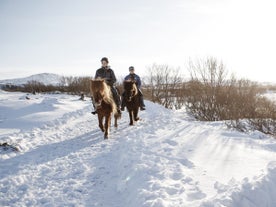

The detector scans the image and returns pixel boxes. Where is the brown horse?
[123,81,140,125]
[90,79,121,139]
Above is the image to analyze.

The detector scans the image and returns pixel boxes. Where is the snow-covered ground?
[1,90,276,207]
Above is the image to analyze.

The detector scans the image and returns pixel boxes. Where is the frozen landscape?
[1,89,276,207]
[1,0,276,205]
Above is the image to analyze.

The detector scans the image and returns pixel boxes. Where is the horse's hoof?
[129,123,134,126]
[135,117,140,121]
[104,136,108,139]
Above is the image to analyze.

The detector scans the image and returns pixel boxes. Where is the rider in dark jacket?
[91,57,121,114]
[121,66,146,111]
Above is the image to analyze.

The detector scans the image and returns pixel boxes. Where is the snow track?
[1,91,276,207]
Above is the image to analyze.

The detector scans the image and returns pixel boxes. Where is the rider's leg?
[138,89,146,110]
[91,97,97,115]
[121,91,126,111]
[110,86,121,113]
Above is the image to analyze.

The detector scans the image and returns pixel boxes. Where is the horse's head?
[124,80,138,102]
[90,79,106,108]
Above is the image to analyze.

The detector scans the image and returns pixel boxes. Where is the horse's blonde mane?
[90,79,117,115]
[133,82,138,96]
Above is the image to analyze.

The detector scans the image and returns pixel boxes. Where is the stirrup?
[91,111,97,115]
[140,106,146,111]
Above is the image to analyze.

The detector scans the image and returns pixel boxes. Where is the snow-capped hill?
[0,73,61,86]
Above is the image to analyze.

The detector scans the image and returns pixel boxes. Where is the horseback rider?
[121,66,146,111]
[91,57,121,115]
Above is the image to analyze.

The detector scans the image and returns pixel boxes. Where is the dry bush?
[174,82,189,110]
[3,76,92,96]
[228,98,276,136]
[249,96,276,136]
[224,79,262,120]
[186,57,231,121]
[24,81,45,93]
[186,58,263,121]
[62,76,91,95]
[144,64,184,109]
[186,57,276,137]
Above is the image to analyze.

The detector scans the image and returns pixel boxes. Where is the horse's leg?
[114,115,118,128]
[129,110,134,125]
[104,113,111,139]
[134,108,140,121]
[98,113,105,132]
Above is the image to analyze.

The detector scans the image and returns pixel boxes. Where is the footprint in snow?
[177,158,195,168]
[171,172,185,181]
[187,189,206,201]
[163,139,178,146]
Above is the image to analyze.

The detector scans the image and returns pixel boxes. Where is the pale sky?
[0,0,276,82]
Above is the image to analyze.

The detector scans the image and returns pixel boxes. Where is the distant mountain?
[0,73,62,86]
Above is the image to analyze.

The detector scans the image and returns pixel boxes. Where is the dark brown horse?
[90,79,121,139]
[123,81,140,125]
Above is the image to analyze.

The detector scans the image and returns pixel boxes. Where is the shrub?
[144,64,185,109]
[186,57,276,137]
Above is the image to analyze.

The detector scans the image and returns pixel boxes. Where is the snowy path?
[1,91,276,207]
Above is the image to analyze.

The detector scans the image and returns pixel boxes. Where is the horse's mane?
[124,80,138,96]
[90,79,117,114]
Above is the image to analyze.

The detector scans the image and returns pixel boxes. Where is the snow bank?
[202,162,276,207]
